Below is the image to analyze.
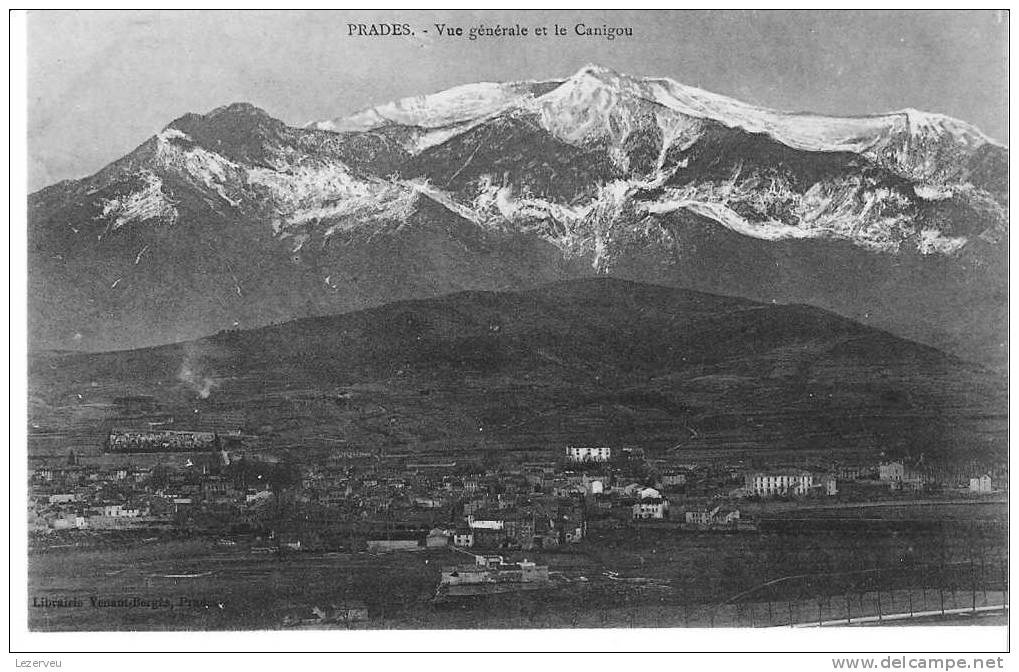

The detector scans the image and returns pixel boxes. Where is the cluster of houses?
[28,441,1005,546]
[30,462,166,531]
[27,450,270,533]
[437,554,552,597]
[877,460,1000,494]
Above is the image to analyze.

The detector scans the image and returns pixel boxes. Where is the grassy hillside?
[28,278,1007,462]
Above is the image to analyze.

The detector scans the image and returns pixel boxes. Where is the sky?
[26,9,1009,191]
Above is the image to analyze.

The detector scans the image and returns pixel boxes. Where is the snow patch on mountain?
[313,80,550,133]
[246,163,461,241]
[303,185,420,237]
[96,170,177,231]
[918,229,968,255]
[249,163,366,210]
[154,129,244,207]
[644,198,816,241]
[537,66,652,147]
[58,65,1005,266]
[248,163,405,236]
[315,64,1003,186]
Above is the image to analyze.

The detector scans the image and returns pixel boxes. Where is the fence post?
[972,559,978,612]
[981,555,988,603]
[1003,561,1009,615]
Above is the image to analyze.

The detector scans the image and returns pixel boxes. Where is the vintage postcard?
[13,8,1010,658]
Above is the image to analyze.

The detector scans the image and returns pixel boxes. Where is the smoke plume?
[178,347,219,399]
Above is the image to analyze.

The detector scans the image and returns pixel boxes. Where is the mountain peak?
[572,63,623,80]
[206,101,273,119]
[166,101,277,129]
[163,102,287,164]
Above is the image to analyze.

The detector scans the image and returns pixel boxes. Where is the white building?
[685,505,721,525]
[467,515,504,530]
[879,462,906,482]
[969,474,993,493]
[452,531,474,548]
[745,471,814,497]
[51,515,87,530]
[565,446,612,462]
[632,498,669,520]
[100,504,141,518]
[824,477,838,496]
[685,506,741,525]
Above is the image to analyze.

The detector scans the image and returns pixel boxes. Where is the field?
[28,500,1007,631]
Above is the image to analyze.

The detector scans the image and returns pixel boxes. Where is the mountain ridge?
[28,65,1007,365]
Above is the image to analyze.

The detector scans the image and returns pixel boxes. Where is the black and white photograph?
[10,8,1011,659]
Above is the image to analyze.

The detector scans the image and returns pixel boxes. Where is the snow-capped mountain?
[29,65,1007,363]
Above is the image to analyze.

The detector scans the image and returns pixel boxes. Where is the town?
[29,425,1008,627]
[31,432,1006,540]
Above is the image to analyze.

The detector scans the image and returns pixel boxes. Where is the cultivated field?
[28,499,1007,630]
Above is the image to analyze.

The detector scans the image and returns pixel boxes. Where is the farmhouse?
[970,474,994,493]
[632,497,669,520]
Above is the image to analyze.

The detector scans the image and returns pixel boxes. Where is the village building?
[685,505,741,526]
[466,514,504,530]
[745,471,814,497]
[565,446,612,462]
[452,529,474,548]
[584,477,605,495]
[440,559,550,587]
[879,461,906,482]
[632,497,669,520]
[366,538,422,552]
[970,474,994,493]
[426,528,452,548]
[661,472,688,488]
[823,476,838,496]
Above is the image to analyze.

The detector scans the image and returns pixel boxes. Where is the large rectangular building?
[106,429,219,453]
[745,471,813,497]
[565,446,612,462]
